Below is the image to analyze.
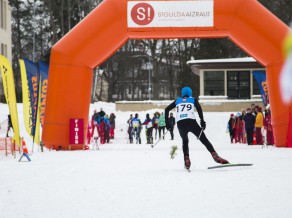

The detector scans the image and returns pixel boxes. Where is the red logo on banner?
[131,3,154,26]
[69,119,84,144]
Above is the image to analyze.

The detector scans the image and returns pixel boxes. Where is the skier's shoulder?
[175,96,195,105]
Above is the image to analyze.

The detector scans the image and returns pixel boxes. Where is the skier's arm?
[194,99,204,120]
[194,99,206,130]
[165,100,176,121]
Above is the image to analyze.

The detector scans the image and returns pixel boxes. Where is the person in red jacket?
[264,105,274,145]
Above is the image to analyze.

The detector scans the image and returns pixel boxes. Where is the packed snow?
[1,102,292,218]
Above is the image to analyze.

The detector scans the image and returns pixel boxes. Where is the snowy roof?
[187,57,257,64]
[187,57,263,70]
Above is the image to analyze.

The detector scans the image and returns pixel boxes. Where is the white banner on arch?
[127,1,214,28]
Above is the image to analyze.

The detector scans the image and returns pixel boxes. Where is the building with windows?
[0,0,12,100]
[187,57,265,111]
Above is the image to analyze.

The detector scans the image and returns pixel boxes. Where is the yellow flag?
[19,59,33,140]
[33,80,41,145]
[0,55,21,146]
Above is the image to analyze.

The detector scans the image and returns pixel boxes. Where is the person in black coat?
[168,112,176,140]
[6,114,13,137]
[243,108,256,145]
[228,114,236,143]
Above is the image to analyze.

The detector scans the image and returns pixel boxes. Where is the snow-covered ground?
[1,102,292,218]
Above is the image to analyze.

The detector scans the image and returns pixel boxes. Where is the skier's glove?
[200,119,206,130]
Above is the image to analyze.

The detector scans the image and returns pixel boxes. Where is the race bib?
[147,122,153,128]
[132,120,140,127]
[176,102,196,121]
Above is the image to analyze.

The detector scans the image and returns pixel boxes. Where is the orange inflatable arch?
[42,0,292,150]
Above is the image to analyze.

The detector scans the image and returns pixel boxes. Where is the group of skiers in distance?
[87,109,116,145]
[127,111,176,144]
[227,103,274,146]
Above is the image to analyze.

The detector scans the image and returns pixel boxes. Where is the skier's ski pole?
[197,128,203,140]
[151,130,169,148]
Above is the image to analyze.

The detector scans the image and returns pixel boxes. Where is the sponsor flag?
[19,59,40,145]
[0,55,21,146]
[252,71,269,106]
[39,61,49,126]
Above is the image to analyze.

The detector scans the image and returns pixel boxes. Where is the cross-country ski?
[208,163,253,169]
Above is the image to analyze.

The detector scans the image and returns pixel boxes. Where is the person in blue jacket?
[131,113,142,144]
[165,86,229,170]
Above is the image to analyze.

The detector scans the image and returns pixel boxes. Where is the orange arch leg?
[42,63,92,150]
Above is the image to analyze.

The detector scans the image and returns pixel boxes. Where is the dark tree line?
[8,0,292,102]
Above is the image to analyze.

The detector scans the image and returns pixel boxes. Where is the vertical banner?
[69,119,84,144]
[38,61,49,126]
[0,55,21,146]
[252,71,269,106]
[19,59,40,144]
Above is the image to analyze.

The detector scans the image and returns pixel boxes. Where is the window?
[227,71,250,99]
[204,71,224,95]
[1,43,7,56]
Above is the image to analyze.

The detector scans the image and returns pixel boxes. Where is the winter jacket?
[152,116,159,128]
[158,115,166,127]
[168,116,176,128]
[255,112,264,128]
[143,118,153,129]
[228,118,235,132]
[243,113,255,129]
[109,114,116,129]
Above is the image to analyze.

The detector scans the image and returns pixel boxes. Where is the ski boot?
[211,152,229,164]
[184,155,191,170]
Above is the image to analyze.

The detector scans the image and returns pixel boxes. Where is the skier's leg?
[190,119,229,164]
[177,124,190,157]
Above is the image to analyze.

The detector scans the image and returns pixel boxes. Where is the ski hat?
[230,113,234,117]
[181,86,192,97]
[236,112,241,117]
